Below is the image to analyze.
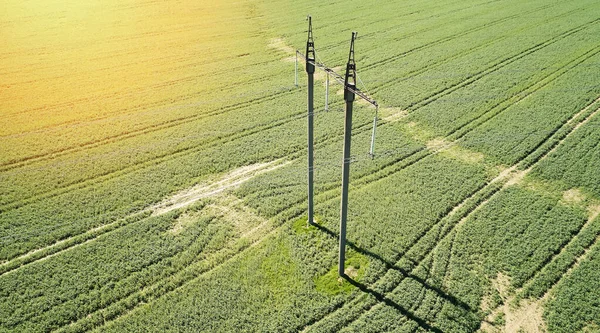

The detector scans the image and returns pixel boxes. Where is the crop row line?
[311,7,598,181]
[329,96,600,331]
[5,99,443,330]
[513,100,600,296]
[351,45,600,192]
[301,169,502,332]
[362,2,562,72]
[3,7,591,275]
[3,4,586,217]
[408,229,459,332]
[482,209,600,329]
[0,36,284,101]
[545,234,600,299]
[0,78,297,171]
[3,1,596,330]
[3,13,593,280]
[302,90,600,333]
[0,98,368,259]
[0,0,483,151]
[30,50,600,332]
[298,90,600,330]
[1,3,594,301]
[54,185,332,331]
[66,134,428,332]
[0,0,476,100]
[413,228,457,329]
[0,212,149,276]
[0,87,304,212]
[0,160,289,274]
[1,1,584,226]
[389,16,599,114]
[52,212,278,333]
[0,0,575,172]
[310,0,552,59]
[0,51,291,135]
[447,43,600,145]
[520,208,600,301]
[424,229,460,328]
[0,0,469,125]
[334,97,600,328]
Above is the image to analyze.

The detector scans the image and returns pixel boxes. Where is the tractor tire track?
[541,234,600,301]
[54,223,282,333]
[1,1,596,330]
[301,92,600,332]
[3,9,589,214]
[330,97,600,332]
[518,206,600,301]
[17,59,597,333]
[1,9,595,326]
[2,3,591,225]
[0,0,577,173]
[512,101,600,299]
[3,20,595,280]
[374,16,600,114]
[0,160,289,276]
[4,14,595,278]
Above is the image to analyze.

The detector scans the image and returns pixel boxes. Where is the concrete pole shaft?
[339,100,353,276]
[325,73,329,111]
[307,74,314,227]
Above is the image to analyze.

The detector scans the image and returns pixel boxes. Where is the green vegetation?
[545,244,600,333]
[2,0,600,331]
[315,252,368,296]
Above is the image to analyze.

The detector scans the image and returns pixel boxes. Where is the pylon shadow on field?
[341,273,445,333]
[312,223,474,314]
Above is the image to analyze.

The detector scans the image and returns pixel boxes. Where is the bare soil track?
[0,160,289,277]
[301,95,600,332]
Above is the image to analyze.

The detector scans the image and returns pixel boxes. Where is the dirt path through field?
[480,272,546,333]
[0,159,290,276]
[305,95,600,333]
[151,159,290,216]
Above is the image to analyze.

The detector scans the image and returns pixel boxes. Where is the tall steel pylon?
[306,15,316,227]
[339,32,357,276]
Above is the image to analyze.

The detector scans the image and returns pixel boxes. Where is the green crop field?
[1,0,599,332]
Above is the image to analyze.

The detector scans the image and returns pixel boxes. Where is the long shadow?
[312,223,474,314]
[342,273,444,333]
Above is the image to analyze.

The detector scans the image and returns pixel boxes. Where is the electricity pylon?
[306,15,316,227]
[294,23,378,276]
[338,32,357,276]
